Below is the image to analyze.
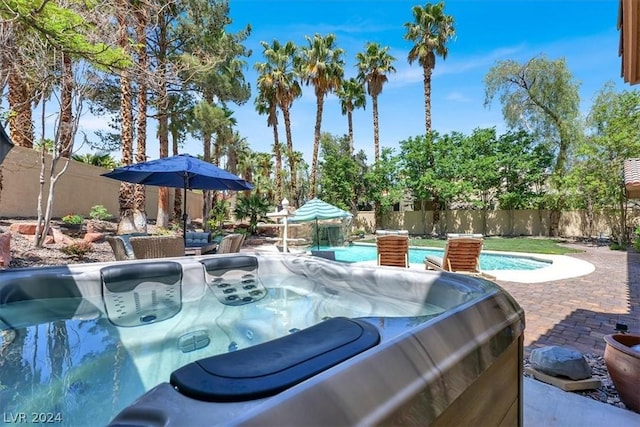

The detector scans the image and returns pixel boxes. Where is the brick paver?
[495,243,640,358]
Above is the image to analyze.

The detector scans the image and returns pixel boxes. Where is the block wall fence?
[1,146,637,238]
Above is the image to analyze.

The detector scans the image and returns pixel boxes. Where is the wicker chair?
[106,236,134,261]
[129,235,185,259]
[215,234,238,254]
[230,233,245,253]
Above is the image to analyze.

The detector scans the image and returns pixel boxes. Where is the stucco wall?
[358,208,638,238]
[0,146,203,220]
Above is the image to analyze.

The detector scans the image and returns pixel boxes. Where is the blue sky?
[77,0,626,164]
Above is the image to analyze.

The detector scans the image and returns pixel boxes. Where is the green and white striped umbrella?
[291,198,352,249]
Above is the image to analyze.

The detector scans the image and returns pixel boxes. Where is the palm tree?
[4,19,35,148]
[116,0,135,222]
[336,78,366,155]
[71,152,118,169]
[133,1,149,231]
[404,1,455,134]
[254,40,301,205]
[299,33,344,199]
[356,43,396,162]
[255,89,283,201]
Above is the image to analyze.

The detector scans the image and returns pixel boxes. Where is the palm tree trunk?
[423,65,432,133]
[282,107,297,202]
[58,53,74,157]
[133,6,148,232]
[7,58,33,147]
[171,121,182,222]
[272,119,283,202]
[372,95,380,162]
[156,15,170,228]
[310,94,324,198]
[117,0,134,221]
[347,109,354,156]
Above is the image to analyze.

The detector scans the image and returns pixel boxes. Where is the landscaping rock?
[83,232,105,243]
[51,227,75,245]
[531,346,592,380]
[9,223,39,235]
[0,232,11,266]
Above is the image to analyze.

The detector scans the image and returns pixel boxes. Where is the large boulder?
[530,346,592,380]
[0,232,11,267]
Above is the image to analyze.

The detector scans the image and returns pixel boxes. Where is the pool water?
[0,262,457,427]
[320,244,551,270]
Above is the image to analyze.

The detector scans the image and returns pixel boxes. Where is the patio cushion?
[185,232,212,248]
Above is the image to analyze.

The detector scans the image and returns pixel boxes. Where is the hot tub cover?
[170,317,380,402]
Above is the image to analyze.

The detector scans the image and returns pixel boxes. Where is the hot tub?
[0,253,524,426]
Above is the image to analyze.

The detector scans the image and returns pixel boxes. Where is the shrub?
[61,241,93,258]
[61,214,83,225]
[634,226,640,252]
[155,227,174,236]
[207,200,230,231]
[89,205,112,221]
[609,241,626,251]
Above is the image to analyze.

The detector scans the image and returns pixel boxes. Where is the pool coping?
[344,243,596,284]
[246,244,596,284]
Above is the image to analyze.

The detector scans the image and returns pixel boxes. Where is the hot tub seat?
[0,266,92,329]
[170,317,380,402]
[101,261,183,327]
[199,255,267,306]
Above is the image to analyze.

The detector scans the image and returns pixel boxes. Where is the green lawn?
[363,236,584,255]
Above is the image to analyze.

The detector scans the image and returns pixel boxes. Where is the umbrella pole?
[316,218,319,250]
[182,180,188,243]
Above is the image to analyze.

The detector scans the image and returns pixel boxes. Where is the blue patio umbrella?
[290,198,352,249]
[102,154,253,241]
[0,125,14,165]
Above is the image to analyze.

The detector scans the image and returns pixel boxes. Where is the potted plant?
[603,333,640,413]
[61,213,84,231]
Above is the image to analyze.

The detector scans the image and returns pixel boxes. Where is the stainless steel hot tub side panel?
[109,284,525,427]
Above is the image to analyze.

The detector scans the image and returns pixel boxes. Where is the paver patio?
[494,242,640,358]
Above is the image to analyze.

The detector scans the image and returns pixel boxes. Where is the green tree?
[300,33,345,199]
[364,147,403,230]
[336,78,366,155]
[177,0,251,228]
[356,42,396,162]
[484,55,582,236]
[400,131,468,235]
[317,133,359,212]
[494,130,552,212]
[404,1,455,134]
[457,128,502,211]
[568,83,640,244]
[0,0,128,247]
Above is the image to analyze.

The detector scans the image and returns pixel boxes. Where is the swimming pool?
[321,244,551,270]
